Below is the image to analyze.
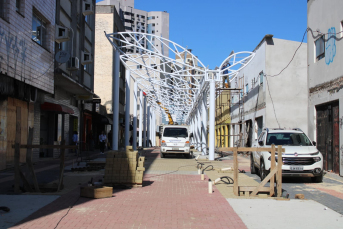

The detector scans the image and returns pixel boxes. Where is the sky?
[97,0,308,69]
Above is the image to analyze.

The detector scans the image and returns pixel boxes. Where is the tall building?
[307,0,343,175]
[95,0,170,146]
[97,0,169,55]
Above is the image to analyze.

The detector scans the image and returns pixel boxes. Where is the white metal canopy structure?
[105,32,255,159]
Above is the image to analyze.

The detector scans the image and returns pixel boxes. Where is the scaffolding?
[215,75,246,148]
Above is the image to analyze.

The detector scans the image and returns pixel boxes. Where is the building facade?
[307,0,343,175]
[0,0,56,169]
[0,0,97,170]
[229,35,308,148]
[95,0,169,147]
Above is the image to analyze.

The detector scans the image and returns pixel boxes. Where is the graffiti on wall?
[325,27,336,65]
[0,25,28,78]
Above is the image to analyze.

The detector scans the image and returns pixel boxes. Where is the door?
[316,102,339,173]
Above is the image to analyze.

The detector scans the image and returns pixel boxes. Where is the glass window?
[266,133,312,146]
[315,36,325,61]
[16,0,20,11]
[246,84,249,94]
[163,128,188,138]
[259,71,263,85]
[32,13,47,48]
[0,0,6,19]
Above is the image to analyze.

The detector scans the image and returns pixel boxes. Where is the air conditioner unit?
[67,57,79,71]
[82,1,94,16]
[81,51,93,65]
[55,25,70,43]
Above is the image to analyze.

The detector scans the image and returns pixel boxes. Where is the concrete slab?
[227,198,343,229]
[0,195,59,229]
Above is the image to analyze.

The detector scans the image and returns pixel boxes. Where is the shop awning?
[41,102,74,114]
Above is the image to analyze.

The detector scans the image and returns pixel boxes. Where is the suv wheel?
[260,160,269,181]
[311,174,323,183]
[250,154,257,174]
[160,151,164,158]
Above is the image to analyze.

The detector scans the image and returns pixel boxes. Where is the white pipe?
[147,104,150,147]
[133,80,138,150]
[125,69,131,147]
[139,90,143,147]
[209,79,215,161]
[113,49,120,150]
[202,91,207,155]
[208,179,213,193]
[143,95,147,148]
[197,106,201,151]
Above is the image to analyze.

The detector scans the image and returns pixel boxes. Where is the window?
[259,71,264,85]
[0,0,7,20]
[32,12,47,48]
[245,84,249,94]
[16,0,20,11]
[341,21,343,38]
[315,36,325,61]
[84,64,90,73]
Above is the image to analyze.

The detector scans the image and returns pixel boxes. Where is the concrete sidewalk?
[1,148,343,229]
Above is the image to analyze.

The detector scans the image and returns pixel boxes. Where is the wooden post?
[57,140,66,192]
[270,144,276,197]
[26,127,40,192]
[14,107,21,194]
[277,145,283,197]
[233,148,238,196]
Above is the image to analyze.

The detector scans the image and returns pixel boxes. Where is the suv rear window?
[163,128,188,138]
[266,133,312,146]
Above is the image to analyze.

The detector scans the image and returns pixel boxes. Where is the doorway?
[316,101,339,173]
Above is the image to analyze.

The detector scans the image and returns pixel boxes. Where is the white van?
[160,125,193,158]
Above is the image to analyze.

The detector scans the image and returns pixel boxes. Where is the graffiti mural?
[0,26,28,78]
[325,27,336,65]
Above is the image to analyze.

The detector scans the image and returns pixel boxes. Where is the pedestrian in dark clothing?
[72,131,78,155]
[99,131,106,154]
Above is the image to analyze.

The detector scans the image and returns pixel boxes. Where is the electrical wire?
[53,195,81,229]
[265,75,280,128]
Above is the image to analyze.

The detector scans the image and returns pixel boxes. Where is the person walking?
[72,131,78,155]
[99,131,107,154]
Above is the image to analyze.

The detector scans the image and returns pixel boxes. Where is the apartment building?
[95,0,169,146]
[229,35,307,148]
[307,0,343,175]
[95,4,126,147]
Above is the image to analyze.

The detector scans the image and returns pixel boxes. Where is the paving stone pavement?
[7,149,247,229]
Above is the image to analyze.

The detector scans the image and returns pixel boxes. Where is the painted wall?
[266,38,308,133]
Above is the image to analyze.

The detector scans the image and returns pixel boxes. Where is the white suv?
[251,128,324,182]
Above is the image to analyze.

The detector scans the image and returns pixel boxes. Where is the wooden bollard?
[201,174,204,180]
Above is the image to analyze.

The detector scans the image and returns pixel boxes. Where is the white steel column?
[202,92,207,155]
[125,69,131,147]
[143,95,147,148]
[139,90,143,147]
[209,79,215,161]
[197,106,201,151]
[147,104,150,147]
[113,49,120,150]
[152,112,155,146]
[133,81,138,150]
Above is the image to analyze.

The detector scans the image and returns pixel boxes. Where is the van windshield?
[163,128,188,138]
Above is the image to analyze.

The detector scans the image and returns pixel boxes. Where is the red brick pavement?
[11,173,246,229]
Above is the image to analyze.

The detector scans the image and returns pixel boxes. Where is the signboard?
[75,95,93,101]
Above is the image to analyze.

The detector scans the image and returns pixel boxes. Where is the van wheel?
[160,151,164,158]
